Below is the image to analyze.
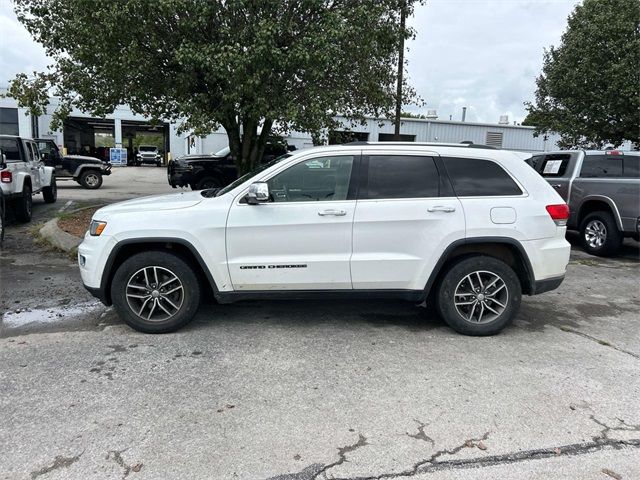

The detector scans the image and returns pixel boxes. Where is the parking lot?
[1,168,639,480]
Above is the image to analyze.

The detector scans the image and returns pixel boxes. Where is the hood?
[95,191,205,216]
[65,155,104,164]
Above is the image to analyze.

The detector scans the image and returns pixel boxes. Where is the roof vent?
[499,115,509,125]
[426,109,438,119]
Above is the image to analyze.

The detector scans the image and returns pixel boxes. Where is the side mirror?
[246,182,269,205]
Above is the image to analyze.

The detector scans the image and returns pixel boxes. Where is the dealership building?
[1,90,634,159]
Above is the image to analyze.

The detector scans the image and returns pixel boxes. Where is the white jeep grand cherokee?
[79,143,570,336]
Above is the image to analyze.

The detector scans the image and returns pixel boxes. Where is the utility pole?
[394,1,406,141]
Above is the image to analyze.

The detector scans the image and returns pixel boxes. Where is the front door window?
[267,156,354,202]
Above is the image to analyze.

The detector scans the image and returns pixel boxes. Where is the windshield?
[214,146,231,157]
[139,146,156,152]
[215,154,291,197]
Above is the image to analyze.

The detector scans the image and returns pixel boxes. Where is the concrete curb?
[39,204,105,253]
[39,217,83,252]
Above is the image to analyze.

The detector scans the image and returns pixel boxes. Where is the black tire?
[579,211,622,257]
[156,161,162,167]
[0,190,5,245]
[196,177,220,190]
[436,256,521,336]
[78,170,103,189]
[43,176,57,203]
[14,183,32,223]
[111,251,201,333]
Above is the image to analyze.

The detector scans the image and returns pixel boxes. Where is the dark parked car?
[36,138,112,189]
[168,144,294,190]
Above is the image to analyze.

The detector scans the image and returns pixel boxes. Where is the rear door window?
[580,155,623,178]
[535,154,571,177]
[443,157,523,196]
[362,155,439,199]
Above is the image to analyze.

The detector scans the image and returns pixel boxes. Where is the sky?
[0,0,579,124]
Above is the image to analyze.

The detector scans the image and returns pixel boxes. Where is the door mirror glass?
[247,182,269,204]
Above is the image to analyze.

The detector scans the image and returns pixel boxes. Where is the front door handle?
[427,206,456,213]
[318,209,347,216]
[552,184,562,189]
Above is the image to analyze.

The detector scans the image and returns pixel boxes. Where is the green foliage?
[9,0,421,173]
[525,0,640,148]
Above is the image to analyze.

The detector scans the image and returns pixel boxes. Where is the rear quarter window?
[0,138,21,161]
[443,157,522,196]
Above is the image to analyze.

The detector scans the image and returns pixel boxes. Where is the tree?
[524,0,640,148]
[8,0,420,173]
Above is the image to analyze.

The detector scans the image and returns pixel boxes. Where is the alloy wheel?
[85,174,99,187]
[126,266,184,322]
[585,219,607,249]
[454,270,509,324]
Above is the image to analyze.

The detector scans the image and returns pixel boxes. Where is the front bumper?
[102,163,112,175]
[531,275,565,295]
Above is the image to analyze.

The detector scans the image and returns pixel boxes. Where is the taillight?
[0,171,12,183]
[605,150,622,156]
[546,204,569,226]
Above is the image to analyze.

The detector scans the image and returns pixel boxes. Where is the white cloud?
[406,0,580,123]
[0,0,580,123]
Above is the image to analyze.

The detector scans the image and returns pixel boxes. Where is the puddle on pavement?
[1,301,105,328]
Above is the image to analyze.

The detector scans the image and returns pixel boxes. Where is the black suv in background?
[36,138,111,189]
[168,144,294,190]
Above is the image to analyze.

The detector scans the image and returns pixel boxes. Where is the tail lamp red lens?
[546,204,569,226]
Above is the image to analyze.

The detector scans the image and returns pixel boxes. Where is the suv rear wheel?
[15,183,32,223]
[78,170,103,189]
[111,251,201,333]
[436,256,521,336]
[579,211,622,257]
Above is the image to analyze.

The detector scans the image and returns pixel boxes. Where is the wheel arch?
[424,237,535,297]
[73,165,103,178]
[100,238,218,305]
[576,196,623,230]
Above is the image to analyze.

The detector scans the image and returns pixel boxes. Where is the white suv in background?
[78,143,570,336]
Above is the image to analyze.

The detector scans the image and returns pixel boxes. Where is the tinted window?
[623,156,640,178]
[536,154,571,177]
[580,155,623,178]
[268,156,354,202]
[364,155,439,199]
[0,137,21,161]
[444,157,523,196]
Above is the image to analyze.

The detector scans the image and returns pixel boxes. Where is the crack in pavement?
[106,447,142,479]
[557,326,640,359]
[30,450,84,479]
[405,420,435,446]
[269,416,640,480]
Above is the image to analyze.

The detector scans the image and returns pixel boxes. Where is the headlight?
[89,220,107,236]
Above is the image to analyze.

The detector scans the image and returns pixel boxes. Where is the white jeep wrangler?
[0,135,57,222]
[79,143,571,336]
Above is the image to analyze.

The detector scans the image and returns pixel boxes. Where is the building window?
[378,133,416,142]
[0,108,19,136]
[485,131,503,148]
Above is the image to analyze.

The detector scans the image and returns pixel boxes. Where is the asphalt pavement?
[1,166,639,480]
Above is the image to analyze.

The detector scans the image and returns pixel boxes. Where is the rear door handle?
[318,209,347,216]
[427,206,456,213]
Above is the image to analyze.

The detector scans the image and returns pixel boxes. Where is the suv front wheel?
[111,251,201,333]
[436,256,521,336]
